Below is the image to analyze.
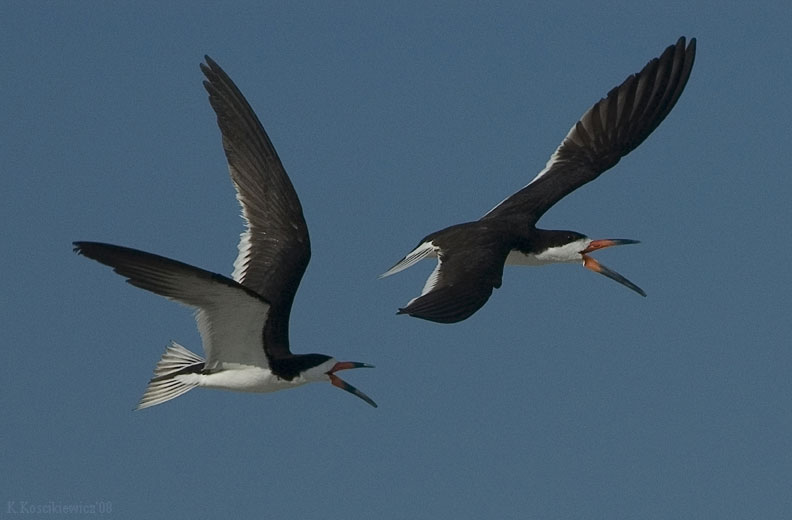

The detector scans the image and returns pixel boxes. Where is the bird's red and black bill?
[328,362,377,408]
[581,239,646,297]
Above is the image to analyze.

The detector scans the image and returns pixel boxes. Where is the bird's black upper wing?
[396,224,511,323]
[482,37,696,225]
[201,56,310,357]
[397,248,506,323]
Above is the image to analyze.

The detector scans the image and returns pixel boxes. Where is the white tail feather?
[380,241,437,278]
[136,342,204,410]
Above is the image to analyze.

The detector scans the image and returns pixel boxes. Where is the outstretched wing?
[73,242,271,369]
[483,37,696,225]
[200,56,310,327]
[396,241,507,324]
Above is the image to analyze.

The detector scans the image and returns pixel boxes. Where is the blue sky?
[3,2,791,518]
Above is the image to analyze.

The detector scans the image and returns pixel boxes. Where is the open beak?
[327,361,377,408]
[581,238,640,254]
[580,239,646,297]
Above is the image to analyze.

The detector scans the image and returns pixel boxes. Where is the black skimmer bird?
[382,37,696,323]
[74,56,376,409]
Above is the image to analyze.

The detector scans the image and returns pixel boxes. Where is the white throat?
[300,358,338,383]
[505,238,591,266]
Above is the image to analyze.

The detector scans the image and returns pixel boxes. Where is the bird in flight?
[381,37,696,323]
[74,56,376,409]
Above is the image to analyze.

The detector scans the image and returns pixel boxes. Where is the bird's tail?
[136,342,205,410]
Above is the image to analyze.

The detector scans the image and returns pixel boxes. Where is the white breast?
[505,238,591,266]
[196,366,310,394]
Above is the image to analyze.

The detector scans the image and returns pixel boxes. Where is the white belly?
[189,366,309,394]
[505,246,585,266]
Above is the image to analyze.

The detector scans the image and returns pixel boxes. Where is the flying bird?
[381,37,696,323]
[74,56,376,409]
